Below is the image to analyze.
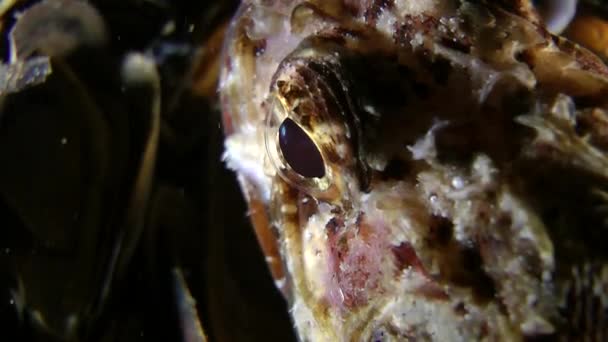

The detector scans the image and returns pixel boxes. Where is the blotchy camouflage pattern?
[220,1,608,340]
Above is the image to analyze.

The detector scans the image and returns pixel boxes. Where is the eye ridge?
[278,117,326,179]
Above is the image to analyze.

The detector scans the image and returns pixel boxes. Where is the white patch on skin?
[471,154,497,187]
[246,9,309,121]
[432,44,536,103]
[407,120,448,161]
[373,269,464,340]
[335,143,348,159]
[451,176,465,189]
[410,32,425,48]
[223,130,273,201]
[498,190,554,270]
[274,277,286,289]
[361,181,428,246]
[290,296,324,341]
[302,203,334,300]
[394,0,454,17]
[375,8,398,38]
[416,155,500,244]
[359,264,517,341]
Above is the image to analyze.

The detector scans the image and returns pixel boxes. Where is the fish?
[219,0,608,340]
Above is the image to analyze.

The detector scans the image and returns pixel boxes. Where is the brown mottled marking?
[304,59,371,189]
[561,263,608,340]
[393,15,439,48]
[322,145,344,164]
[414,281,449,301]
[279,81,309,110]
[298,193,318,225]
[290,2,341,35]
[332,27,366,41]
[394,14,474,54]
[553,36,608,78]
[316,27,368,47]
[453,302,468,316]
[439,35,472,54]
[577,108,608,151]
[326,217,345,232]
[427,214,453,246]
[391,242,427,274]
[516,45,608,100]
[480,322,490,338]
[364,0,394,25]
[494,0,541,24]
[246,188,287,293]
[342,0,371,17]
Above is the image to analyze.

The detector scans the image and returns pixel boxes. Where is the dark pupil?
[278,118,325,178]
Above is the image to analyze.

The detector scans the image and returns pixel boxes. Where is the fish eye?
[264,50,361,200]
[265,95,333,195]
[278,118,325,178]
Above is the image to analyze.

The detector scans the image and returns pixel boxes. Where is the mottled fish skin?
[220,1,608,341]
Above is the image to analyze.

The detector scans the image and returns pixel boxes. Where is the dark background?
[0,0,296,341]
